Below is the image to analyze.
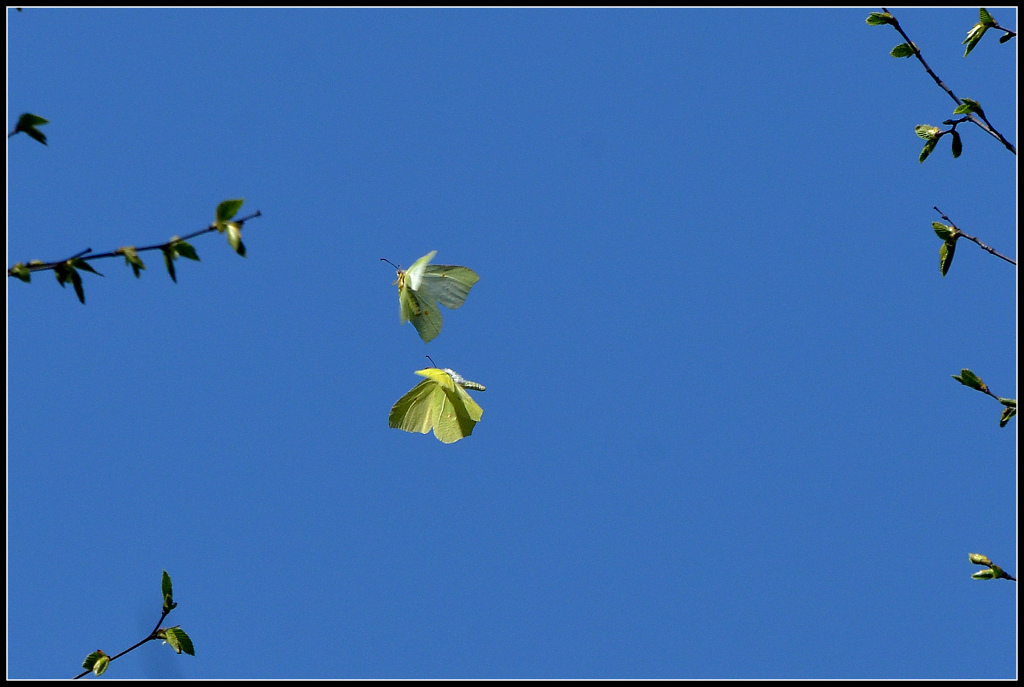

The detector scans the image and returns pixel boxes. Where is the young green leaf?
[865,12,894,26]
[71,269,85,304]
[72,257,103,277]
[172,239,200,262]
[216,198,245,225]
[116,246,146,277]
[53,259,99,304]
[919,138,938,163]
[968,552,1016,580]
[952,369,986,392]
[932,222,955,241]
[939,240,955,276]
[963,25,986,56]
[389,367,485,443]
[226,222,246,257]
[83,651,110,676]
[890,42,915,58]
[9,262,32,282]
[963,9,996,57]
[999,404,1016,427]
[390,251,480,343]
[161,245,178,282]
[161,239,200,283]
[161,570,175,613]
[162,627,195,656]
[953,98,985,118]
[54,262,71,287]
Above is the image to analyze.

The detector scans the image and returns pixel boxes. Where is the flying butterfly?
[382,251,479,343]
[388,366,485,443]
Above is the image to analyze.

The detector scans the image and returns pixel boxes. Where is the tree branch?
[882,8,1016,155]
[8,210,262,277]
[934,206,1016,266]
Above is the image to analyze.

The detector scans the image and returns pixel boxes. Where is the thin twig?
[7,210,262,277]
[991,22,1017,41]
[934,206,1017,266]
[72,608,172,679]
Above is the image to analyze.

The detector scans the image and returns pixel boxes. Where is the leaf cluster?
[866,8,1015,58]
[8,112,49,145]
[968,553,1016,581]
[961,8,1016,57]
[867,8,1016,158]
[9,199,258,304]
[867,9,1016,428]
[868,8,1016,584]
[951,369,1016,427]
[77,571,194,678]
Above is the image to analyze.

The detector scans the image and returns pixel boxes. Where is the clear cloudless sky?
[7,7,1017,679]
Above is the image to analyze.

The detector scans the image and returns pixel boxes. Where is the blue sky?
[7,8,1016,679]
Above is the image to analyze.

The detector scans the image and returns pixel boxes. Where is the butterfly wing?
[453,383,483,422]
[389,378,444,435]
[404,251,437,292]
[430,386,479,443]
[418,264,480,309]
[416,368,483,443]
[396,253,444,342]
[405,288,443,343]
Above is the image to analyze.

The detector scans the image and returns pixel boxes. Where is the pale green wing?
[452,384,483,421]
[432,386,481,443]
[388,378,444,435]
[404,251,437,291]
[418,264,480,309]
[407,368,485,443]
[397,268,443,343]
[407,290,442,343]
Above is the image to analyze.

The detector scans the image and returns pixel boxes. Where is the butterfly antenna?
[380,258,401,270]
[425,355,437,369]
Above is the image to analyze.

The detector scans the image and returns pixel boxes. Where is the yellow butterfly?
[388,251,479,343]
[389,367,485,443]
